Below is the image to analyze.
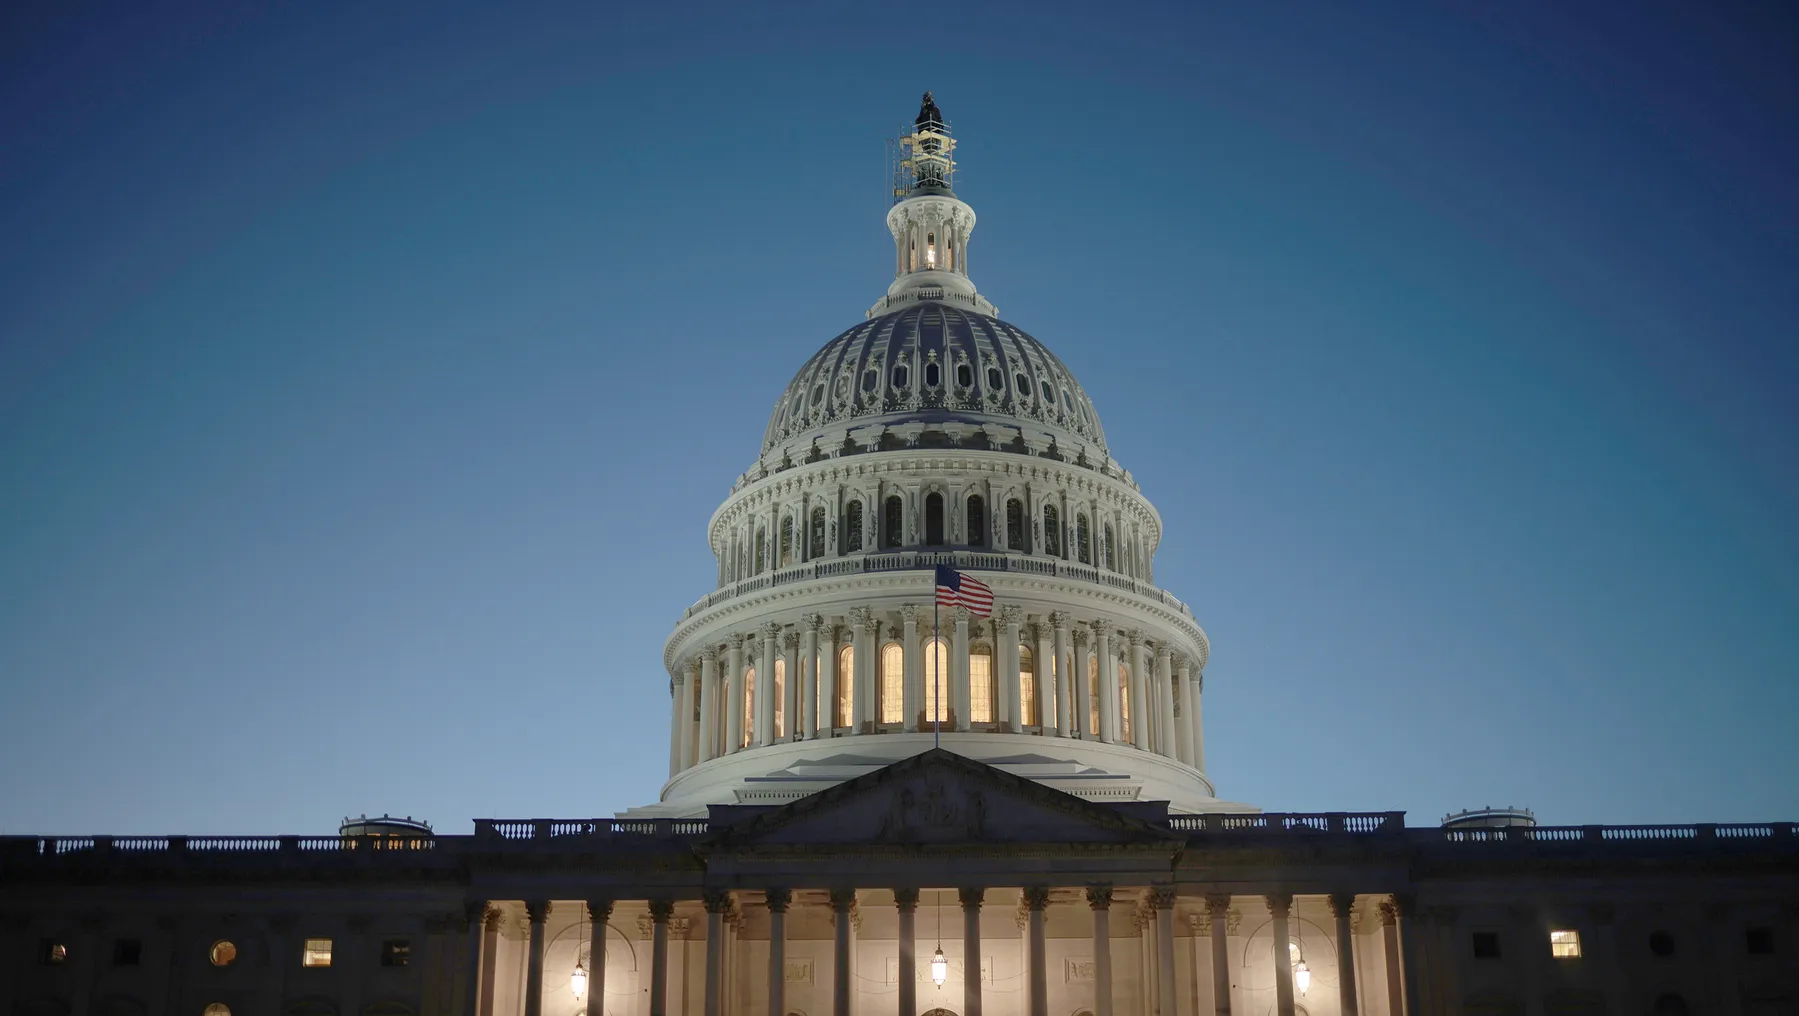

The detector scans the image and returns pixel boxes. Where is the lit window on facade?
[209,940,237,967]
[835,645,854,727]
[302,938,333,967]
[381,938,411,967]
[880,644,904,724]
[742,668,756,747]
[203,1005,231,1016]
[969,647,993,723]
[924,638,949,724]
[1549,930,1581,958]
[773,658,786,739]
[1018,644,1037,726]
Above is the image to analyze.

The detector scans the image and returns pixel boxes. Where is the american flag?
[934,565,994,617]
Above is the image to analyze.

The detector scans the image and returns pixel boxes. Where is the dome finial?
[917,91,944,130]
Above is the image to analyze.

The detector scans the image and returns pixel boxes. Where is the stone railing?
[684,550,1195,621]
[5,834,439,857]
[472,819,709,840]
[1167,812,1406,834]
[1433,823,1797,844]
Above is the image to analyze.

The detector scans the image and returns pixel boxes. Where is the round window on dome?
[209,940,237,967]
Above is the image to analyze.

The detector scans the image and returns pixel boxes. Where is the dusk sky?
[2,1,1795,834]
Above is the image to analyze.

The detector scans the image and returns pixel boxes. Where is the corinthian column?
[952,605,972,728]
[766,889,791,1016]
[1035,621,1055,734]
[698,648,720,763]
[1328,895,1358,1016]
[782,630,800,739]
[1267,895,1295,1016]
[757,622,780,745]
[996,605,1024,729]
[1072,628,1092,738]
[1093,621,1118,743]
[1125,630,1148,749]
[848,607,874,733]
[1088,885,1114,1016]
[901,604,923,730]
[801,615,822,739]
[820,622,841,734]
[1049,612,1073,736]
[726,634,748,753]
[960,887,984,1016]
[895,888,920,1016]
[681,661,700,767]
[668,672,684,777]
[830,890,856,1016]
[1189,666,1206,771]
[1172,654,1193,766]
[524,901,550,1016]
[585,900,612,1016]
[1155,644,1176,759]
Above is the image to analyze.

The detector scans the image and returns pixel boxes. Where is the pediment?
[707,748,1177,849]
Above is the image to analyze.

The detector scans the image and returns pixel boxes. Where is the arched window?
[844,500,864,552]
[1118,661,1132,743]
[779,516,795,568]
[1104,524,1116,570]
[742,667,756,748]
[987,365,1003,389]
[1043,504,1061,557]
[880,643,905,725]
[969,644,994,724]
[1077,514,1091,563]
[923,637,949,724]
[966,495,986,547]
[956,362,973,388]
[755,527,767,573]
[1015,373,1033,397]
[809,507,826,559]
[892,363,909,389]
[1006,499,1025,551]
[1018,644,1037,727]
[924,361,940,388]
[773,657,786,739]
[884,496,904,548]
[924,492,944,546]
[836,645,855,728]
[1087,655,1101,736]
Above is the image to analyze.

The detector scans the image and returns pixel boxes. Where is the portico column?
[461,902,487,1016]
[669,673,684,776]
[699,648,721,763]
[960,887,984,1016]
[586,900,613,1016]
[1188,666,1206,771]
[1155,646,1176,759]
[1093,621,1117,742]
[1379,901,1405,1016]
[1049,612,1072,736]
[801,615,822,738]
[1328,896,1358,1016]
[895,889,920,1016]
[782,630,800,739]
[1393,897,1422,1016]
[1072,629,1093,737]
[1035,622,1056,733]
[1088,885,1114,1016]
[901,605,923,730]
[726,634,748,753]
[524,900,551,1016]
[649,900,674,1016]
[849,607,874,732]
[1172,657,1193,766]
[1024,887,1050,1016]
[1126,631,1149,749]
[952,605,972,728]
[682,662,700,767]
[1267,895,1295,1016]
[820,622,840,734]
[1152,888,1177,1016]
[479,909,502,1016]
[1205,895,1231,1016]
[702,891,728,1016]
[757,622,779,745]
[830,890,856,1016]
[766,889,791,1016]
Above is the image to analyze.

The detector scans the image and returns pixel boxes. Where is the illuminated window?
[303,938,333,967]
[836,645,855,727]
[381,939,411,967]
[209,941,237,967]
[773,658,786,739]
[40,941,67,965]
[1549,930,1581,958]
[1118,662,1132,743]
[880,643,905,724]
[1043,504,1061,557]
[969,646,994,723]
[844,500,864,552]
[203,1005,232,1016]
[1018,644,1037,726]
[923,638,949,724]
[966,495,986,547]
[742,667,756,747]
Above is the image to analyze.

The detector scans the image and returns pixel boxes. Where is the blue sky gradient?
[2,1,1795,833]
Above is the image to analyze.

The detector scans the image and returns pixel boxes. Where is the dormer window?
[892,364,909,389]
[1015,373,1033,397]
[987,365,1003,389]
[957,362,973,387]
[924,362,940,388]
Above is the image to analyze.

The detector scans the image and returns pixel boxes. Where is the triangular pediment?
[706,748,1178,849]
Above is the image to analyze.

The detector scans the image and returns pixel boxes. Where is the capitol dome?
[633,93,1249,819]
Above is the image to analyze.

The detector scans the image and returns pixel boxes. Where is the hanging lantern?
[1294,958,1310,997]
[930,947,948,986]
[571,961,589,999]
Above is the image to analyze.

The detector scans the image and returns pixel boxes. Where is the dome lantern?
[876,92,995,318]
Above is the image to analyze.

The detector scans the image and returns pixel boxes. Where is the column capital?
[1264,893,1291,918]
[1156,643,1173,662]
[893,888,921,911]
[1047,610,1069,630]
[804,612,827,633]
[1085,884,1114,910]
[729,632,751,650]
[899,603,923,624]
[1327,894,1357,918]
[1376,899,1399,927]
[587,899,615,922]
[524,900,553,923]
[1204,893,1233,917]
[702,889,732,914]
[1148,885,1176,910]
[483,907,506,932]
[996,604,1024,628]
[848,605,875,632]
[1072,627,1088,647]
[762,621,783,639]
[829,888,857,912]
[1123,628,1144,647]
[1022,886,1051,911]
[765,888,793,913]
[958,886,985,909]
[701,645,721,664]
[462,900,489,928]
[1090,619,1112,638]
[648,900,676,922]
[783,630,800,650]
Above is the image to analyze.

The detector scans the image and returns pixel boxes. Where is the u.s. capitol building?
[3,95,1795,1016]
